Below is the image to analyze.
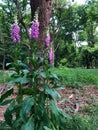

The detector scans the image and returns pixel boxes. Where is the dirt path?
[57,85,98,114]
[0,85,98,121]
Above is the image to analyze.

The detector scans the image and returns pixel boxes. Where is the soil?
[0,85,98,121]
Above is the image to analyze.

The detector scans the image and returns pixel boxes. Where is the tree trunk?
[30,0,54,49]
[30,0,39,20]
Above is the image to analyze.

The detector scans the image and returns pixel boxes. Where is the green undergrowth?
[65,114,98,130]
[51,67,98,88]
[0,113,98,130]
[82,103,98,116]
[0,68,98,129]
[50,67,98,129]
[0,70,11,84]
[1,68,98,87]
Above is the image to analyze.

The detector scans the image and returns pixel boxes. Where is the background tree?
[1,0,98,68]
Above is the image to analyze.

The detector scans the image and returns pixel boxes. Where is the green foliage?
[51,67,98,87]
[55,42,77,67]
[82,103,98,115]
[0,0,30,69]
[78,31,87,41]
[80,46,98,68]
[1,1,98,129]
[65,114,98,130]
[59,58,67,67]
[0,71,11,84]
[52,0,98,67]
[0,45,68,130]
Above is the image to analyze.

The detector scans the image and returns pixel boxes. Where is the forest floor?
[0,85,98,121]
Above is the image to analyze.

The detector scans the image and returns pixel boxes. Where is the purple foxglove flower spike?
[45,32,50,47]
[30,21,39,39]
[11,23,20,43]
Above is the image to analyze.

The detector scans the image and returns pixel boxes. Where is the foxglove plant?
[45,30,53,64]
[30,21,39,39]
[11,22,20,43]
[0,12,68,130]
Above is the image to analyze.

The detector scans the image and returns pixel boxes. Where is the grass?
[0,70,11,84]
[51,67,98,88]
[51,67,98,129]
[65,114,98,130]
[1,67,98,86]
[65,102,98,130]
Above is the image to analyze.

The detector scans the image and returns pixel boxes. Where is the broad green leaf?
[4,109,12,126]
[39,57,44,62]
[21,117,34,130]
[4,101,15,126]
[8,72,15,77]
[42,84,60,100]
[50,74,59,80]
[11,77,30,84]
[39,72,46,78]
[0,98,13,106]
[0,48,5,51]
[17,60,29,69]
[36,93,46,116]
[20,97,35,121]
[22,69,29,74]
[8,100,15,111]
[49,100,59,116]
[0,88,13,103]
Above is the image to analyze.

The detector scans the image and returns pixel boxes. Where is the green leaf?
[36,93,46,116]
[20,97,35,121]
[39,72,46,78]
[11,77,30,84]
[0,98,13,106]
[22,69,29,74]
[0,48,5,51]
[39,57,44,62]
[21,117,34,130]
[44,126,52,130]
[18,60,29,69]
[49,100,59,116]
[42,84,60,100]
[8,100,15,111]
[8,72,15,77]
[4,109,12,126]
[4,101,15,126]
[50,74,59,80]
[0,88,13,104]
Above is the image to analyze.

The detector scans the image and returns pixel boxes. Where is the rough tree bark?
[30,0,39,20]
